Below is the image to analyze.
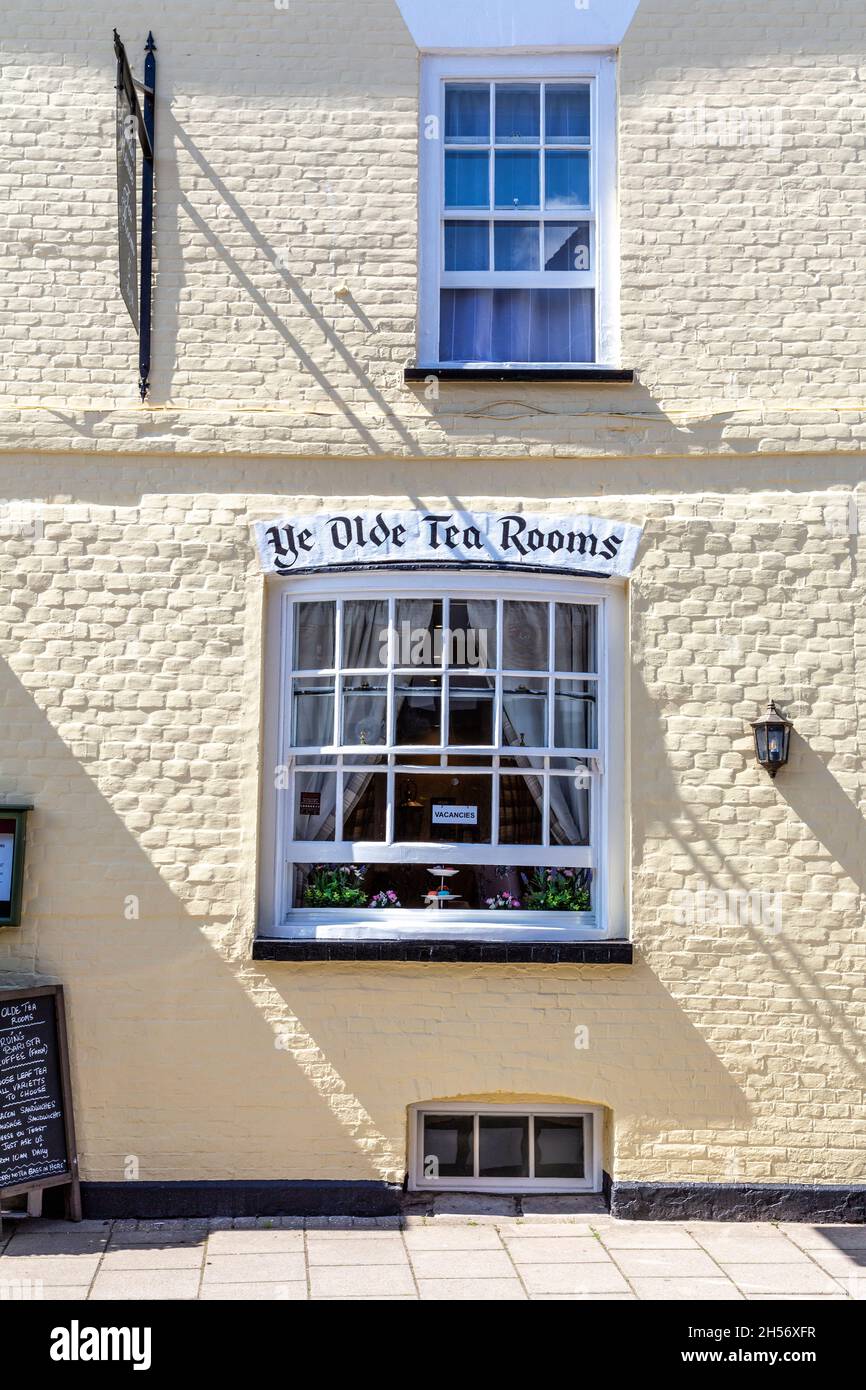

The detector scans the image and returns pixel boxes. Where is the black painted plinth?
[252,939,633,964]
[611,1182,866,1224]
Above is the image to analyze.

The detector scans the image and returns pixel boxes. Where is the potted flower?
[521,867,591,912]
[302,865,368,908]
[369,889,402,909]
[485,891,522,910]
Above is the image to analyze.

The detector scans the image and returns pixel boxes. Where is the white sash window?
[261,571,625,941]
[419,54,619,368]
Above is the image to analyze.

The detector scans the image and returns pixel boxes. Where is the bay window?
[419,54,619,368]
[261,572,625,940]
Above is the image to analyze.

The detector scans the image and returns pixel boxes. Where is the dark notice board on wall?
[0,985,81,1219]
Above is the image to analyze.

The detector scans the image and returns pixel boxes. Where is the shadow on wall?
[630,658,866,1110]
[0,636,751,1190]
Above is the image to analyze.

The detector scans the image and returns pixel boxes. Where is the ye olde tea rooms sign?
[255,510,643,578]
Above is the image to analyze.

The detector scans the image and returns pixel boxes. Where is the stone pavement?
[0,1212,864,1301]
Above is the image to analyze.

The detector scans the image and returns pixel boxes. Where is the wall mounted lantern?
[750,702,793,779]
[0,806,30,928]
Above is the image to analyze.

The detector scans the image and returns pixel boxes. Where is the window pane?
[395,599,443,668]
[438,288,595,364]
[554,680,597,749]
[293,677,334,746]
[444,220,489,271]
[448,675,494,745]
[293,601,334,670]
[343,599,388,668]
[503,601,548,670]
[295,863,368,908]
[494,151,539,208]
[499,774,544,845]
[395,676,441,744]
[502,680,548,750]
[478,1115,529,1178]
[495,83,540,144]
[554,603,597,672]
[545,151,590,208]
[343,677,387,745]
[445,152,489,208]
[448,599,495,669]
[445,84,489,144]
[293,771,335,841]
[545,84,591,144]
[423,1114,474,1179]
[544,221,590,271]
[550,770,590,846]
[343,772,387,841]
[534,1115,585,1178]
[494,221,539,271]
[394,772,491,843]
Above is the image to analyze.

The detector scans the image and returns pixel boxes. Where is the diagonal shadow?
[163,115,420,456]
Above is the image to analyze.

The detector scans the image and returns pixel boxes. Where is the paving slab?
[782,1225,866,1252]
[206,1229,305,1254]
[32,1286,92,1300]
[502,1222,598,1239]
[200,1282,308,1300]
[531,1292,638,1300]
[519,1262,631,1295]
[107,1228,206,1249]
[100,1245,206,1271]
[3,1232,109,1256]
[417,1277,527,1300]
[722,1263,845,1296]
[89,1270,201,1300]
[410,1249,515,1279]
[630,1277,744,1300]
[611,1249,723,1279]
[691,1233,815,1263]
[0,1255,100,1284]
[202,1253,306,1284]
[598,1225,700,1249]
[505,1237,615,1264]
[309,1264,416,1297]
[403,1225,504,1250]
[306,1236,407,1265]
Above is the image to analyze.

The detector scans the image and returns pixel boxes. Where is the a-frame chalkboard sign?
[0,985,81,1223]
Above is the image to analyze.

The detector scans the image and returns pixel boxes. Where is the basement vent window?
[410,1103,602,1193]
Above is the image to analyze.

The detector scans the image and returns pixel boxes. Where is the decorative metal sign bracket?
[113,30,157,401]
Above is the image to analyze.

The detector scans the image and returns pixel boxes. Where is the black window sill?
[253,939,633,964]
[404,366,635,385]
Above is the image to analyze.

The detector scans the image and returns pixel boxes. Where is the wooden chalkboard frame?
[0,985,81,1221]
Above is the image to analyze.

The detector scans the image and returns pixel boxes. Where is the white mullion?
[529,1114,536,1181]
[473,1112,480,1180]
[386,595,395,844]
[282,596,296,916]
[539,79,546,246]
[441,593,449,753]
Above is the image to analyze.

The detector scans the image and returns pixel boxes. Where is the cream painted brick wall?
[1,0,866,457]
[0,2,864,1189]
[0,463,863,1186]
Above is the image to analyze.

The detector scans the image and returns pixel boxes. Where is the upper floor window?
[419,55,618,368]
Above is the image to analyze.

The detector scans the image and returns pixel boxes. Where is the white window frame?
[418,53,620,368]
[258,569,626,942]
[408,1101,603,1194]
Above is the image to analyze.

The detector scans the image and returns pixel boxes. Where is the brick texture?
[0,1,864,1191]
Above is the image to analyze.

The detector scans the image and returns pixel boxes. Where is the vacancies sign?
[255,510,643,578]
